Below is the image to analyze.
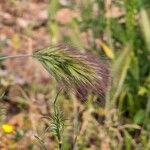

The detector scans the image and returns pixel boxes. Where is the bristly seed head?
[33,44,109,100]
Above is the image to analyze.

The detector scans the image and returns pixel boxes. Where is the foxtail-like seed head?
[33,44,109,100]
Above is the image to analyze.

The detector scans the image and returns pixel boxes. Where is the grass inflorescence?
[33,44,109,99]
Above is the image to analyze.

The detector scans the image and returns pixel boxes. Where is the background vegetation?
[0,0,150,149]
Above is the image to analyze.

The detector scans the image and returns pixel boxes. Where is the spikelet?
[33,44,109,100]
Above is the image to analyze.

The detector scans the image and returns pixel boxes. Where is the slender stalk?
[72,94,78,150]
[53,89,63,150]
[0,54,33,60]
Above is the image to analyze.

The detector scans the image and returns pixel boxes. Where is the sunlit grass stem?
[0,54,32,61]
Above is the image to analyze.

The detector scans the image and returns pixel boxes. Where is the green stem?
[0,54,33,61]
